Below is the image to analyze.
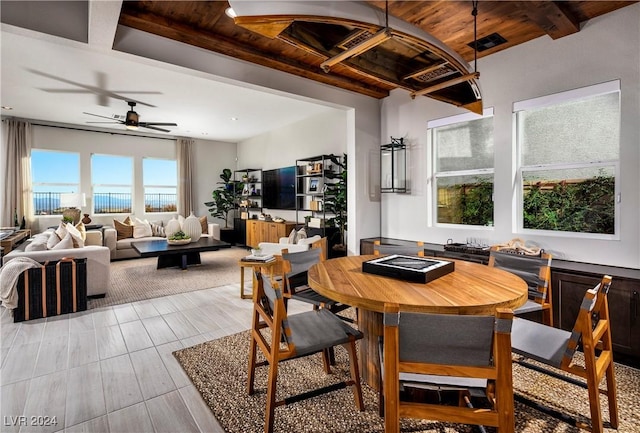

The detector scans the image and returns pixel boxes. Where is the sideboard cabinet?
[246,219,296,248]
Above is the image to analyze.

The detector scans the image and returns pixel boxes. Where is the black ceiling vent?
[467,32,507,52]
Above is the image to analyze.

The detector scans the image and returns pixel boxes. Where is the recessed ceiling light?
[225,7,237,18]
[2,106,13,110]
[231,117,239,121]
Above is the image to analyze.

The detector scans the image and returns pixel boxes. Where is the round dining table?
[307,255,528,389]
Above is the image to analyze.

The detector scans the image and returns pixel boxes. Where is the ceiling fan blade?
[139,122,178,127]
[139,125,172,133]
[86,121,121,124]
[83,112,122,121]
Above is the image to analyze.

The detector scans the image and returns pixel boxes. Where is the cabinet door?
[246,220,259,248]
[552,271,640,357]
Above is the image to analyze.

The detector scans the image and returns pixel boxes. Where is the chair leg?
[247,332,258,395]
[344,341,364,411]
[321,349,332,374]
[264,358,279,433]
[583,350,604,433]
[606,360,619,428]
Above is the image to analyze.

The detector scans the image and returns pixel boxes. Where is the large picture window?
[515,81,620,236]
[31,150,80,215]
[91,154,133,214]
[143,158,177,213]
[428,109,494,226]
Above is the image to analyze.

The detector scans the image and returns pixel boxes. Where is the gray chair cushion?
[288,308,362,357]
[511,317,572,368]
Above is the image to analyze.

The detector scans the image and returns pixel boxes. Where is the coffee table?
[132,237,231,270]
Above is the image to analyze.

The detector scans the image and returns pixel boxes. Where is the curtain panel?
[2,119,33,227]
[177,137,194,216]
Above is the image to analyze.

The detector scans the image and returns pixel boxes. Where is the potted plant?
[204,168,240,229]
[324,153,347,255]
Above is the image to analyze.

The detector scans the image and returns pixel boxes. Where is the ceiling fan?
[83,101,177,132]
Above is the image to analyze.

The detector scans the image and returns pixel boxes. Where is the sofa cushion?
[133,218,153,238]
[47,231,61,249]
[75,222,87,242]
[66,222,85,248]
[25,238,48,251]
[288,228,297,244]
[54,221,68,241]
[52,232,75,250]
[150,220,165,237]
[199,216,208,234]
[114,218,133,240]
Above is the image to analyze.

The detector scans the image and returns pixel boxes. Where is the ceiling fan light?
[125,124,138,131]
[125,110,139,127]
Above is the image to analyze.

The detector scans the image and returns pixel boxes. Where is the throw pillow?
[54,221,68,241]
[114,218,134,241]
[288,228,297,244]
[199,215,208,234]
[75,222,87,242]
[133,218,153,238]
[52,232,74,250]
[47,231,61,249]
[297,227,307,240]
[65,223,85,248]
[150,220,165,237]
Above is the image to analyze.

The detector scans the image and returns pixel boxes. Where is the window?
[31,150,80,215]
[515,81,620,236]
[91,154,133,214]
[143,158,177,213]
[428,109,494,226]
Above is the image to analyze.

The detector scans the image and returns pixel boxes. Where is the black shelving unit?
[294,155,342,238]
[234,168,262,218]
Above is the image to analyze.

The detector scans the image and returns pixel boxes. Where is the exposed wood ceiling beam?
[118,10,390,99]
[518,1,580,39]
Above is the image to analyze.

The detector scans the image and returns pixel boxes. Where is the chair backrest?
[560,275,612,369]
[253,271,296,357]
[489,248,552,303]
[373,240,424,257]
[382,303,514,431]
[281,247,323,294]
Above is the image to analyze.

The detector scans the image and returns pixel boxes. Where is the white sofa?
[2,229,111,297]
[257,235,324,257]
[104,222,221,260]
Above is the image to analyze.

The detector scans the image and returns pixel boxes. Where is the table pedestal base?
[358,309,383,391]
[157,252,201,270]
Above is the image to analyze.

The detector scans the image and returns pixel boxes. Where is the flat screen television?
[263,166,296,210]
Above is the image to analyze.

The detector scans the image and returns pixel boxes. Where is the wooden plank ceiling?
[118,1,635,100]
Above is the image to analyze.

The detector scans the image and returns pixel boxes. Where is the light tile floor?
[0,283,310,433]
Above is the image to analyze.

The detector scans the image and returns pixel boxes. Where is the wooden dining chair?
[488,247,553,326]
[373,240,425,257]
[280,239,352,320]
[247,271,364,433]
[381,303,515,433]
[510,275,617,433]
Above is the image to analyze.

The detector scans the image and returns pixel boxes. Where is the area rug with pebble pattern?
[174,330,640,433]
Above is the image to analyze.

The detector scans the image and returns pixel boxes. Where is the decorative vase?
[165,217,181,238]
[82,214,92,225]
[182,212,202,242]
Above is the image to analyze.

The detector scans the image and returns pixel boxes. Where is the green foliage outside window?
[438,178,493,226]
[523,175,614,234]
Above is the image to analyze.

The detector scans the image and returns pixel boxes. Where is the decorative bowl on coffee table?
[167,238,191,245]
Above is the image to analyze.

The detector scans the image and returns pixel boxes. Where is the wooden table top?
[308,255,528,315]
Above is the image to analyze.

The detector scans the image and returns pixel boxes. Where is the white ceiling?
[0,1,336,142]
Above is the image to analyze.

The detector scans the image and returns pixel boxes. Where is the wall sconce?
[381,137,407,193]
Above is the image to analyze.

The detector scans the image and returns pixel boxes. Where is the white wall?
[28,124,237,231]
[380,5,640,268]
[237,109,348,221]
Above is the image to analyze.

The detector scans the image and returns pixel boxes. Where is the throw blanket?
[0,257,41,310]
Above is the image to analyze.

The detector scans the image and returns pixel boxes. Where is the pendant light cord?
[472,0,479,72]
[385,0,389,28]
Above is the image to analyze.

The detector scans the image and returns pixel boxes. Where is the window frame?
[427,107,495,228]
[142,157,178,214]
[513,80,621,239]
[31,149,81,217]
[91,153,134,215]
